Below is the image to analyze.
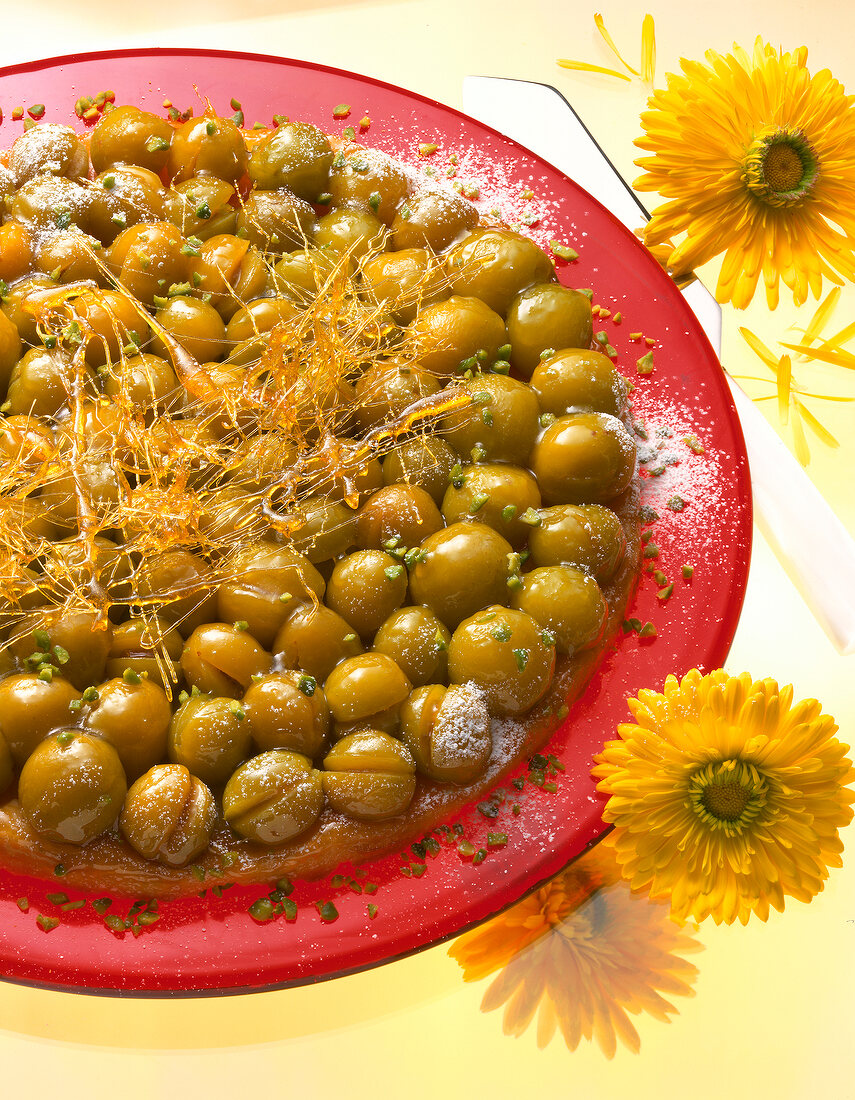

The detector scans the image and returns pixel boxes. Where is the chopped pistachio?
[683,434,705,455]
[248,898,275,922]
[548,240,578,261]
[298,675,317,697]
[520,507,542,527]
[636,351,655,374]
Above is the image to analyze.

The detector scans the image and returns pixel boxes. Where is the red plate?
[0,49,751,994]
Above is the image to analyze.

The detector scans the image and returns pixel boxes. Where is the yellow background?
[1,2,854,1096]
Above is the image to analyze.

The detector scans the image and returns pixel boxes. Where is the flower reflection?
[449,837,701,1057]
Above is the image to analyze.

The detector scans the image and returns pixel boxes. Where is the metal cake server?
[462,76,855,654]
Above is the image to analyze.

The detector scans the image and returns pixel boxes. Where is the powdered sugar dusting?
[432,682,490,767]
[10,123,83,185]
[488,714,530,768]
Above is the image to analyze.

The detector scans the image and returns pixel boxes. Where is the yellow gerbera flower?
[593,670,855,925]
[634,39,855,309]
[449,839,701,1057]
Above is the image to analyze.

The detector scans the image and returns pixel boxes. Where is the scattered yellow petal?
[802,287,841,346]
[739,327,779,371]
[777,354,791,426]
[556,59,632,81]
[819,321,855,351]
[778,341,855,371]
[797,401,840,448]
[594,13,640,75]
[640,15,656,83]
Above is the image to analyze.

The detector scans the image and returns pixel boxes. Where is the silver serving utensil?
[462,75,855,654]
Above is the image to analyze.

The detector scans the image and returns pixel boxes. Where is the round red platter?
[0,48,751,994]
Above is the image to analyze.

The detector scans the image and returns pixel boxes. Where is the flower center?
[701,781,750,821]
[687,758,767,833]
[743,127,819,208]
